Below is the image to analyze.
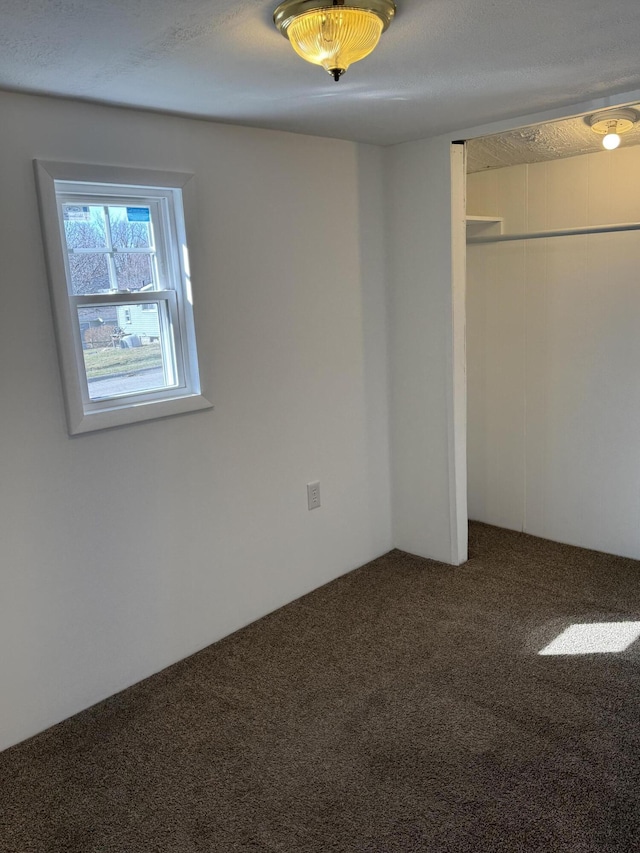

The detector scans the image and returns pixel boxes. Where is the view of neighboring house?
[116,303,160,342]
[80,303,160,349]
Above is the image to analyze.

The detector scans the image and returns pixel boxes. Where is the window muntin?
[35,162,211,434]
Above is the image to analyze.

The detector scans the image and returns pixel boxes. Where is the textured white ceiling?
[467,107,640,172]
[2,0,640,145]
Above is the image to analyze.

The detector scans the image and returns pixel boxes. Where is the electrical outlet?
[307,481,321,510]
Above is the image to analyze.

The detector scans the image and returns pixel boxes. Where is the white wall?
[0,91,392,751]
[386,138,467,565]
[467,146,640,558]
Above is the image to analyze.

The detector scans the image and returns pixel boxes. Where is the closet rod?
[467,222,640,245]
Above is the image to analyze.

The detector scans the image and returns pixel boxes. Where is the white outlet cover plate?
[307,481,321,510]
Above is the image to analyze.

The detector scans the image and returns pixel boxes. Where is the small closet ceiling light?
[587,109,639,151]
[273,0,396,81]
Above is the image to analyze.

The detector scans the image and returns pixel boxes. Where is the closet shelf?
[466,216,504,223]
[466,216,504,238]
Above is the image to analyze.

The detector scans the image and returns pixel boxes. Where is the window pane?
[63,205,108,250]
[108,206,153,250]
[78,303,177,401]
[113,253,155,292]
[68,253,111,295]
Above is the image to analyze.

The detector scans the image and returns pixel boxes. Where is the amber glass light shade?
[287,9,383,78]
[274,1,396,80]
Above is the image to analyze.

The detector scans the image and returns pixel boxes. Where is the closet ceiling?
[467,107,640,172]
[1,0,640,145]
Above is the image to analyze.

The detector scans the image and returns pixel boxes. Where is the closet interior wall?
[467,145,640,559]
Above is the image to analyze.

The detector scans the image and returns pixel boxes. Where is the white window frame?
[35,161,212,434]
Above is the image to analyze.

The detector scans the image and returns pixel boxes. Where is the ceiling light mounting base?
[274,0,396,35]
[586,108,639,136]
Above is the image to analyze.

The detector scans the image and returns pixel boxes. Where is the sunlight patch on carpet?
[539,622,640,656]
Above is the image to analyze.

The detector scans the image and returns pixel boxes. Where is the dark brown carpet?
[3,522,640,852]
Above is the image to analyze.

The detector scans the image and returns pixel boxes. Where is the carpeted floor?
[2,522,640,852]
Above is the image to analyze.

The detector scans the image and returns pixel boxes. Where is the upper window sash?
[57,194,166,294]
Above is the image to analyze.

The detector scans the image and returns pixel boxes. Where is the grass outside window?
[83,342,162,379]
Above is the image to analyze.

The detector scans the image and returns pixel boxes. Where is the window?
[35,162,211,434]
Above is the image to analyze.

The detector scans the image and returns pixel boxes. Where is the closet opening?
[464,105,640,560]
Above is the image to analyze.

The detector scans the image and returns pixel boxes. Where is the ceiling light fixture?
[587,108,639,151]
[273,0,396,82]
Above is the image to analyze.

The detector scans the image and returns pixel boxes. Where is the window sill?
[68,392,213,435]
